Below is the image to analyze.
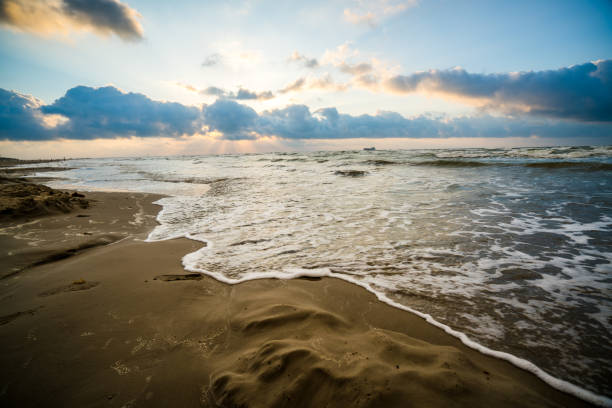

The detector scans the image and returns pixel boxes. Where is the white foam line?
[145,209,612,407]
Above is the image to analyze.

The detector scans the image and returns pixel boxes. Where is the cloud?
[279,78,305,94]
[0,0,143,40]
[292,49,611,123]
[232,88,274,101]
[321,42,360,67]
[201,86,226,97]
[343,9,375,26]
[42,86,203,138]
[0,86,202,140]
[343,0,417,27]
[279,75,348,94]
[182,84,275,101]
[175,82,199,93]
[386,60,612,122]
[2,86,610,143]
[184,74,351,99]
[203,98,612,141]
[0,88,53,140]
[353,73,380,87]
[211,41,262,69]
[318,42,387,88]
[203,99,258,140]
[287,51,319,68]
[180,81,273,101]
[202,53,221,67]
[338,62,373,75]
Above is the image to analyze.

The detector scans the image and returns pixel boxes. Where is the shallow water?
[44,146,612,399]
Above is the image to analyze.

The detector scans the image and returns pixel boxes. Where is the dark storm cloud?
[386,60,612,122]
[0,0,143,40]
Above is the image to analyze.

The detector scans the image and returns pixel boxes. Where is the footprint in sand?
[38,280,100,297]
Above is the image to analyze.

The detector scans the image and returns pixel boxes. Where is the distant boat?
[363,147,376,151]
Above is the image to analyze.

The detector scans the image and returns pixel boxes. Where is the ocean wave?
[50,147,612,404]
[334,170,368,177]
[417,160,491,167]
[525,162,612,171]
[363,159,403,166]
[427,146,612,160]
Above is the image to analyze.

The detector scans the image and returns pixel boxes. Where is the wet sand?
[0,190,595,407]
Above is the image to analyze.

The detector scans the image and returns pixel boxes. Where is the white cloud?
[211,41,262,70]
[287,51,319,68]
[343,0,418,27]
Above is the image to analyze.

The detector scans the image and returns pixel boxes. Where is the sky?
[0,0,611,158]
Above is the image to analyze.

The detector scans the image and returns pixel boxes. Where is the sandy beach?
[0,178,595,408]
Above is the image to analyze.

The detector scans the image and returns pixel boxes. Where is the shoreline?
[165,230,611,407]
[0,187,602,407]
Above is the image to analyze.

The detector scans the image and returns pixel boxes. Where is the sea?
[35,145,611,404]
